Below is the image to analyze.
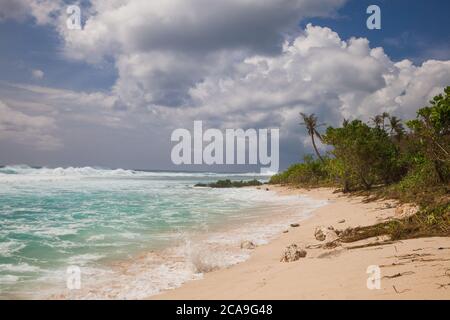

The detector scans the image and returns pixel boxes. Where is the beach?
[154,186,450,300]
[0,167,448,300]
[0,167,326,299]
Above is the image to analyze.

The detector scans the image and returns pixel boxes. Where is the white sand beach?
[154,186,450,300]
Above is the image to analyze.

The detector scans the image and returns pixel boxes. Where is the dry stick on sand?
[346,240,397,250]
[379,262,406,268]
[393,285,410,294]
[412,258,450,263]
[383,271,415,279]
[392,253,432,260]
[437,283,450,289]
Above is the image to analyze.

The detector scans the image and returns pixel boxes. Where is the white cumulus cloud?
[31,69,44,79]
[1,0,450,166]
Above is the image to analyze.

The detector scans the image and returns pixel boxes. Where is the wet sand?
[153,186,450,299]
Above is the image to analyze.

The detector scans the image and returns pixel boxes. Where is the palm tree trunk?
[311,134,324,163]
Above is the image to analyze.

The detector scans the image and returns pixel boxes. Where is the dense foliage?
[323,120,401,191]
[269,155,330,186]
[270,87,450,193]
[270,87,449,239]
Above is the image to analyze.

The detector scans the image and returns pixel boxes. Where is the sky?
[0,0,449,171]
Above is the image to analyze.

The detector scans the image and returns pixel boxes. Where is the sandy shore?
[153,186,450,299]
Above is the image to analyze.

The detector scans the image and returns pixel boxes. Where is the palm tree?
[387,116,405,140]
[300,112,325,162]
[342,118,350,127]
[371,112,390,131]
[371,115,384,129]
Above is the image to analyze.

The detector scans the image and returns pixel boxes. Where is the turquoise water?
[0,166,326,299]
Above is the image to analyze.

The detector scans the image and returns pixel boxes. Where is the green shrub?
[323,120,400,191]
[269,155,330,186]
[406,87,450,184]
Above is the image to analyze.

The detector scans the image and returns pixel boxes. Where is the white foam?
[0,167,327,299]
[87,235,105,242]
[0,165,273,184]
[0,275,20,284]
[67,254,105,266]
[0,241,26,257]
[34,227,79,237]
[52,194,327,300]
[0,263,41,273]
[119,232,140,240]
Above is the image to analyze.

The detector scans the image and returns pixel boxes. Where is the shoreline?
[45,186,326,300]
[152,185,450,299]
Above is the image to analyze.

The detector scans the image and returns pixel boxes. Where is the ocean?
[0,165,327,299]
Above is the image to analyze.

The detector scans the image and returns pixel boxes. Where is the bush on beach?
[269,155,331,186]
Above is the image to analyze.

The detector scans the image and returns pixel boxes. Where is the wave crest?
[0,165,273,180]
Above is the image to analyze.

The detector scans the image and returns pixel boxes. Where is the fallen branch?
[346,240,397,250]
[383,271,414,279]
[393,285,410,294]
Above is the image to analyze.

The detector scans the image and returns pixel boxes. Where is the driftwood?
[346,240,398,250]
[383,271,415,279]
[393,285,410,294]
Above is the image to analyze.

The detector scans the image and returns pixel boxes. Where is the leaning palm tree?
[300,112,325,162]
[387,116,405,140]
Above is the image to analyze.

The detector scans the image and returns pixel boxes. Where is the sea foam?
[0,166,324,299]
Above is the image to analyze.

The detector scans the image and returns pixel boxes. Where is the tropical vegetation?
[270,87,450,239]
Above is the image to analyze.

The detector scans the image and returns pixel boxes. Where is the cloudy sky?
[0,0,449,171]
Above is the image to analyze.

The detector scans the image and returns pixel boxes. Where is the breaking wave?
[0,165,322,299]
[0,165,273,181]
